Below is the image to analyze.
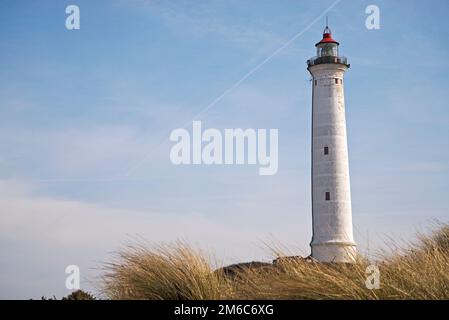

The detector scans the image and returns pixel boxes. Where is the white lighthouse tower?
[307,24,356,263]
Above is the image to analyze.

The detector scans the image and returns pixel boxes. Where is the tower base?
[311,242,356,263]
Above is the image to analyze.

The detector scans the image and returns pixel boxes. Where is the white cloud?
[0,179,309,299]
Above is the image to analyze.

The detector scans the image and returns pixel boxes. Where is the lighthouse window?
[314,80,317,86]
[325,192,331,201]
[335,78,338,84]
[324,146,329,155]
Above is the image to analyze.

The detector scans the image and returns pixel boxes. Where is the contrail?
[184,0,342,124]
[121,0,343,178]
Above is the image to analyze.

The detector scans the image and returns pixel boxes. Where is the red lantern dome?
[315,26,339,47]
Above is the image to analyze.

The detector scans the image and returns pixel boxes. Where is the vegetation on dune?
[101,242,232,300]
[41,290,96,300]
[101,224,449,300]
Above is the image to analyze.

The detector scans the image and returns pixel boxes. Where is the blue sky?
[0,0,448,299]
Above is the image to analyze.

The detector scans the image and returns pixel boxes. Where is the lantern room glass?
[317,43,338,57]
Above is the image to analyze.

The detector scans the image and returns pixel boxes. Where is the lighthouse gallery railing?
[307,56,349,67]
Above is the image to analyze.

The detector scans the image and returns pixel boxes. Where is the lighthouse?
[307,24,356,262]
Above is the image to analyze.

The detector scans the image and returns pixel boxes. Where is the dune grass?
[101,224,449,300]
[101,242,233,300]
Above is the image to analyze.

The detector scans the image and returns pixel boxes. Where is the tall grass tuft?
[102,242,233,300]
[101,224,449,300]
